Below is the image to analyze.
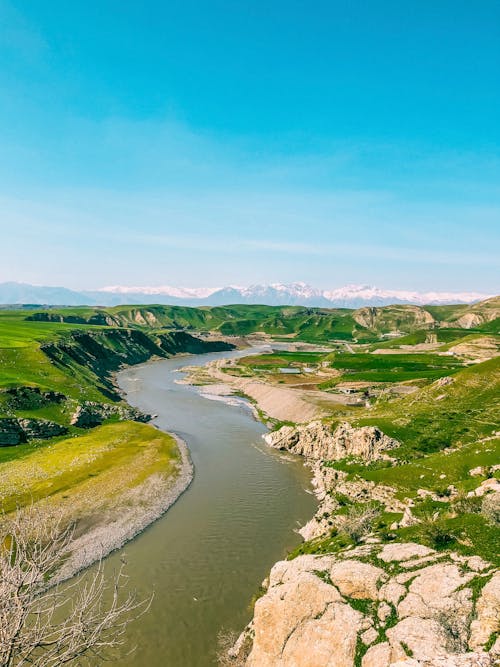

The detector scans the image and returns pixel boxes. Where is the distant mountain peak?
[0,281,493,308]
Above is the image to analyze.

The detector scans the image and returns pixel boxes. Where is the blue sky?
[0,0,499,291]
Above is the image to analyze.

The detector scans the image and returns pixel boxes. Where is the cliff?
[264,420,398,462]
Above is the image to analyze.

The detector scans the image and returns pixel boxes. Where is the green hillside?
[22,296,500,343]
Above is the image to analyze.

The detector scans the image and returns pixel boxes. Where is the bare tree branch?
[0,506,149,667]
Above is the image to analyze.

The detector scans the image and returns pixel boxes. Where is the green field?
[326,351,465,383]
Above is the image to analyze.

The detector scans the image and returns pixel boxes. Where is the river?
[104,346,316,666]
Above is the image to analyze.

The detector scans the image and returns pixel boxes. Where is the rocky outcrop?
[0,419,25,445]
[0,417,67,446]
[353,305,435,332]
[17,418,67,440]
[0,386,65,410]
[299,462,404,541]
[231,543,499,667]
[70,402,150,428]
[264,421,398,462]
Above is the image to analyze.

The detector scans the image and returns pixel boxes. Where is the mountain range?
[0,281,493,308]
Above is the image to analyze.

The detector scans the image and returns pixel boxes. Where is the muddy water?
[107,347,316,666]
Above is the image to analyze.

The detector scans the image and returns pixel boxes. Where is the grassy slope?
[0,421,180,513]
[24,297,499,343]
[0,311,226,521]
[352,356,500,458]
[292,356,500,563]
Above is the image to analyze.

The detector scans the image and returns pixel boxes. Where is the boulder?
[379,542,434,563]
[398,563,473,620]
[387,617,448,661]
[329,560,386,600]
[277,602,362,667]
[246,571,344,666]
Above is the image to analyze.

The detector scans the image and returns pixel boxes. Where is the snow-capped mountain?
[0,281,492,308]
[97,285,220,299]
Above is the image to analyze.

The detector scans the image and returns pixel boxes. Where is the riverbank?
[178,356,341,423]
[0,419,194,583]
[57,431,194,581]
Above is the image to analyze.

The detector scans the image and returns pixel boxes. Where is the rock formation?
[264,421,398,462]
[233,543,500,667]
[0,417,67,446]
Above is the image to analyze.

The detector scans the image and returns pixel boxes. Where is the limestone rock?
[264,421,398,462]
[379,542,434,563]
[71,401,150,428]
[361,626,379,646]
[469,572,500,650]
[329,560,386,599]
[362,642,392,667]
[379,581,407,606]
[398,563,473,620]
[470,478,500,497]
[278,602,363,667]
[387,617,447,661]
[0,417,66,445]
[246,570,348,666]
[377,601,393,623]
[17,418,67,439]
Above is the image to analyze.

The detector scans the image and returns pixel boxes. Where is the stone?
[399,506,419,527]
[248,571,342,662]
[387,617,447,661]
[469,572,500,649]
[17,418,67,439]
[466,556,490,572]
[361,626,379,646]
[329,560,386,600]
[472,478,500,497]
[379,542,434,563]
[398,563,473,619]
[377,601,393,623]
[278,602,362,667]
[267,555,335,587]
[246,570,359,667]
[379,581,406,606]
[362,641,392,667]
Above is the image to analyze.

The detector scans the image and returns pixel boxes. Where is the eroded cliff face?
[264,420,398,462]
[232,544,500,667]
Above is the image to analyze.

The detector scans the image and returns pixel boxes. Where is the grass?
[327,352,464,384]
[0,421,180,513]
[349,357,500,459]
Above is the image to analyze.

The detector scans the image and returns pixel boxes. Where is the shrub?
[338,502,381,543]
[481,493,500,526]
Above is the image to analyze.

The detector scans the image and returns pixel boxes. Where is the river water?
[105,346,316,666]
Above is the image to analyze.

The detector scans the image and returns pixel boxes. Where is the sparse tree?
[0,507,148,667]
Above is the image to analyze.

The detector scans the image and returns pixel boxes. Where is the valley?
[0,297,499,665]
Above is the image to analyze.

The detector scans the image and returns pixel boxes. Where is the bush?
[481,493,500,526]
[420,518,456,549]
[452,492,482,515]
[338,502,381,543]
